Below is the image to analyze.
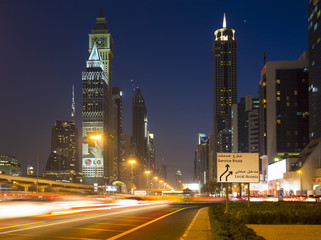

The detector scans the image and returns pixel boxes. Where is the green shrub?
[209,205,265,240]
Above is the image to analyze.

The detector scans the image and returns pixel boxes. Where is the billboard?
[106,185,117,192]
[183,183,200,191]
[267,159,286,181]
[217,153,260,183]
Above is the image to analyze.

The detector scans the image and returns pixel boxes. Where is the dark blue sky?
[0,0,308,184]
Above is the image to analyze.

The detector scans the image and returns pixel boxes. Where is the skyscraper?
[46,120,79,172]
[45,86,79,180]
[231,96,259,153]
[194,133,209,185]
[112,87,123,181]
[212,13,238,179]
[0,155,21,176]
[89,8,115,182]
[82,43,108,185]
[259,52,309,164]
[308,0,321,140]
[132,87,148,188]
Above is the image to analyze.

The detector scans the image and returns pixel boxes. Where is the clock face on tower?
[93,37,106,47]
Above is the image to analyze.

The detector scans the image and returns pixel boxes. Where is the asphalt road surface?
[0,203,207,240]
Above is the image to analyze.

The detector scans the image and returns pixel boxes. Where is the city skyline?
[0,0,308,184]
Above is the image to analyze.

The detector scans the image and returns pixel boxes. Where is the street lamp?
[128,159,136,183]
[90,135,101,191]
[298,170,303,195]
[153,176,158,189]
[159,180,164,190]
[145,170,151,189]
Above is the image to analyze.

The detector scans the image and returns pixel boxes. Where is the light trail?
[0,204,169,235]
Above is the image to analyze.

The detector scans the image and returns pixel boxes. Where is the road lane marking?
[180,208,201,240]
[77,227,123,232]
[0,204,169,235]
[105,207,189,240]
[5,233,102,240]
[121,219,147,222]
[95,223,137,227]
[0,221,46,230]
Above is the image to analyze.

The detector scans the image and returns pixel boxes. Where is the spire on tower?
[223,12,227,28]
[98,6,104,18]
[88,42,102,61]
[71,85,75,122]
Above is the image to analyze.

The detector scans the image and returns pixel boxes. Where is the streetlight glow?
[90,134,101,192]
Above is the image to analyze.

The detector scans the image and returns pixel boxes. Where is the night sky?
[0,0,308,184]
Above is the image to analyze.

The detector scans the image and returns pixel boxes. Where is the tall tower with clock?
[88,8,115,183]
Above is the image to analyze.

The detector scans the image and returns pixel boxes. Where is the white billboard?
[217,153,260,183]
[183,183,200,191]
[106,185,117,192]
[267,159,286,181]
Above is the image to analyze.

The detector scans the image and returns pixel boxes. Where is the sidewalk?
[247,224,321,240]
[180,207,212,240]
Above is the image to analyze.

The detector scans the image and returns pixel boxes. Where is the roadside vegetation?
[209,202,321,239]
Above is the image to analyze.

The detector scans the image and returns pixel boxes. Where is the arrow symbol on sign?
[226,171,233,181]
[220,164,230,182]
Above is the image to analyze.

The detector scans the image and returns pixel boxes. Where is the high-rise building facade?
[89,8,116,183]
[46,120,79,172]
[113,87,123,181]
[231,96,259,153]
[82,43,108,185]
[175,169,183,190]
[212,13,238,180]
[132,87,148,188]
[194,133,209,185]
[259,52,309,164]
[148,133,156,174]
[0,155,21,176]
[308,0,321,140]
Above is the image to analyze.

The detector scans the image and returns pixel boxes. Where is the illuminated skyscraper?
[46,120,79,172]
[259,52,309,164]
[45,86,79,176]
[89,8,116,182]
[212,13,238,179]
[132,87,148,188]
[112,87,123,180]
[82,43,108,185]
[308,0,321,140]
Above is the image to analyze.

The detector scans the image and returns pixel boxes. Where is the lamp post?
[145,170,151,189]
[153,176,158,189]
[159,180,164,190]
[90,135,101,191]
[128,159,136,184]
[298,170,302,195]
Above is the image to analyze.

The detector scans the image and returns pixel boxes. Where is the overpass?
[0,174,94,193]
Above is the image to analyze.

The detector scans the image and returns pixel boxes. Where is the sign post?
[217,153,260,211]
[248,183,250,207]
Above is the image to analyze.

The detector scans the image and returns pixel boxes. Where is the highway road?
[0,202,208,240]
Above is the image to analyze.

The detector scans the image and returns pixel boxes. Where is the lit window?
[277,91,280,95]
[276,79,280,84]
[286,102,290,107]
[294,90,298,95]
[314,22,318,31]
[277,119,281,124]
